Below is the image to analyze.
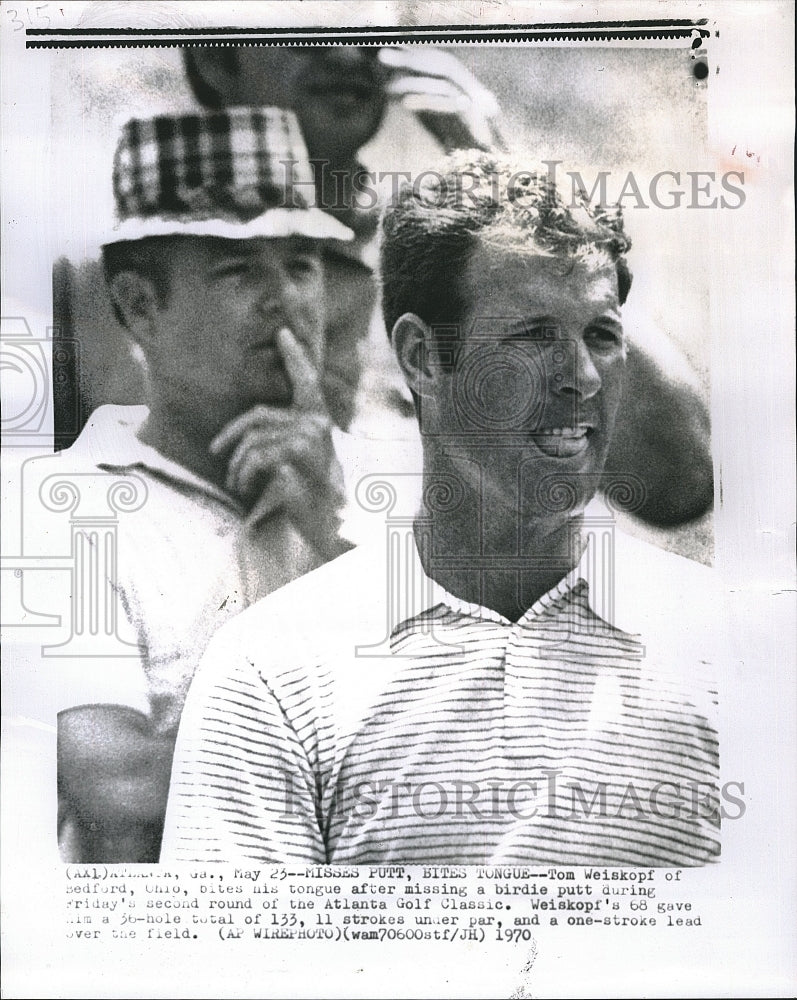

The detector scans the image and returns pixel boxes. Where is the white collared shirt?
[162,516,720,866]
[22,404,326,733]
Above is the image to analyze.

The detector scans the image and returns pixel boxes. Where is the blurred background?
[49,38,713,560]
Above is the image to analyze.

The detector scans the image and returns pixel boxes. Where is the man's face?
[148,237,324,430]
[424,244,627,527]
[229,48,388,168]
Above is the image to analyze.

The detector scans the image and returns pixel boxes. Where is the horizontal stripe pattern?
[162,538,720,867]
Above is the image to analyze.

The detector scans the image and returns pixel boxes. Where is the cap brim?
[102,207,353,246]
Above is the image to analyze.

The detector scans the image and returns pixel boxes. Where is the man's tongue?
[532,427,590,457]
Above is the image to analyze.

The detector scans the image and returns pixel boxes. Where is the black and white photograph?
[1,2,794,997]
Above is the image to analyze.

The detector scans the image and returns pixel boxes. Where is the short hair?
[379,150,633,340]
[101,237,179,328]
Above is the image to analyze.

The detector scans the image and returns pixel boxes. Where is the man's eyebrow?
[208,245,258,264]
[503,316,561,336]
[207,254,254,273]
[501,310,623,337]
[590,312,623,325]
[285,236,320,254]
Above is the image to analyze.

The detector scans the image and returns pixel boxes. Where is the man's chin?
[302,105,386,165]
[518,447,611,520]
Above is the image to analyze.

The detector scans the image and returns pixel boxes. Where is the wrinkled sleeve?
[160,629,325,864]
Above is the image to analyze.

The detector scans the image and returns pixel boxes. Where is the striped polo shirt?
[162,514,720,866]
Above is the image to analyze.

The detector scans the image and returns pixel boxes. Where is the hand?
[210,328,347,559]
[378,46,505,152]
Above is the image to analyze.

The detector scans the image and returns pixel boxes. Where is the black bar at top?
[27,20,709,36]
[25,35,702,50]
[26,20,711,48]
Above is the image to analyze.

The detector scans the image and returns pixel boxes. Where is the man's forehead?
[467,246,621,308]
[176,235,319,259]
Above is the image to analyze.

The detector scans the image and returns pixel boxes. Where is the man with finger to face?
[51,107,350,863]
[182,44,509,451]
[117,234,341,554]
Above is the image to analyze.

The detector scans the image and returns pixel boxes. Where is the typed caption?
[66,865,705,944]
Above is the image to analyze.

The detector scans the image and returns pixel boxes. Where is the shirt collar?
[396,504,635,635]
[70,404,244,513]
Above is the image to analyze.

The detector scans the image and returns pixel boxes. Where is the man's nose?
[254,269,284,310]
[254,260,298,306]
[556,339,602,400]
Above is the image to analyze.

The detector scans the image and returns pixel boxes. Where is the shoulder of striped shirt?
[194,542,384,679]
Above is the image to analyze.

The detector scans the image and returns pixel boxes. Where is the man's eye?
[503,324,557,342]
[214,263,249,280]
[586,327,622,347]
[288,256,319,276]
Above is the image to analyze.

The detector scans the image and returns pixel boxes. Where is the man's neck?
[313,157,367,221]
[138,403,229,493]
[414,470,583,623]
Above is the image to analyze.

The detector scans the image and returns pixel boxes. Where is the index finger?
[209,405,293,455]
[378,46,501,115]
[276,326,323,412]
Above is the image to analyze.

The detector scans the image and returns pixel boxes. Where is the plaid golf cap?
[105,106,352,245]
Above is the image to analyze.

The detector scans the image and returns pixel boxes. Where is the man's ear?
[108,272,159,346]
[391,313,437,399]
[188,49,240,106]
